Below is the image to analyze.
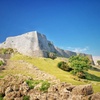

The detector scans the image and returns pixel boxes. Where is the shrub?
[7,48,14,54]
[26,79,50,92]
[0,60,4,66]
[57,61,71,71]
[26,80,34,89]
[0,48,14,54]
[23,95,30,100]
[1,48,7,54]
[69,55,92,78]
[26,80,42,89]
[40,81,50,92]
[48,52,57,60]
[76,72,85,79]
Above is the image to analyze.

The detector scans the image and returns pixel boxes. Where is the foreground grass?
[10,53,100,92]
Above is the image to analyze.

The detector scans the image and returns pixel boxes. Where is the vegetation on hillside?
[26,79,50,92]
[23,95,30,100]
[48,52,57,60]
[6,53,100,92]
[0,60,4,66]
[57,61,72,71]
[0,94,3,100]
[0,48,14,54]
[69,55,92,78]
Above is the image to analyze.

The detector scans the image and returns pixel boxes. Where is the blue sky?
[0,0,100,56]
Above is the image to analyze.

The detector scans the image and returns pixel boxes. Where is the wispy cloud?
[67,46,89,53]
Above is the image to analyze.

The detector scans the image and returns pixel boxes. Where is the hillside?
[0,53,100,99]
[10,53,100,91]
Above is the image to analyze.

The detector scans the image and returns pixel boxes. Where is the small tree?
[48,52,57,60]
[69,55,92,78]
[97,60,100,65]
[57,61,71,71]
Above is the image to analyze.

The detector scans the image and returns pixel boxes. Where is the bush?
[0,48,14,54]
[0,48,8,54]
[26,80,43,89]
[26,80,34,89]
[76,72,85,79]
[23,95,30,100]
[40,81,50,92]
[69,55,92,78]
[26,79,50,92]
[57,61,71,71]
[0,60,4,66]
[48,52,57,60]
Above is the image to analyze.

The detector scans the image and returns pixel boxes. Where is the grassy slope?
[9,53,100,92]
[0,60,35,78]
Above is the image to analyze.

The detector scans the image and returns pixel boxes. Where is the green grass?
[10,53,100,92]
[40,81,50,92]
[23,95,30,100]
[0,60,4,66]
[26,80,42,89]
[26,79,50,92]
[0,76,4,79]
[0,94,3,100]
[85,72,100,81]
[11,53,85,84]
[0,60,35,78]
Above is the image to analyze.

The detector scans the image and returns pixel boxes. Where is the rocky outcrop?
[72,84,93,95]
[0,75,98,100]
[0,31,93,61]
[91,92,100,100]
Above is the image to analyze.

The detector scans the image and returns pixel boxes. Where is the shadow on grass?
[85,72,100,82]
[91,67,100,72]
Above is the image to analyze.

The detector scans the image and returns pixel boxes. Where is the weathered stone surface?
[0,74,99,100]
[68,94,82,100]
[72,84,93,96]
[0,31,93,63]
[14,97,23,100]
[5,86,13,94]
[0,57,5,63]
[91,92,100,100]
[19,82,29,95]
[0,86,5,95]
[4,91,22,100]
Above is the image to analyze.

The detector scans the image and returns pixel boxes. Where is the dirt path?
[1,60,60,83]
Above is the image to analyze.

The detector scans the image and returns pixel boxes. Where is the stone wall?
[0,31,94,64]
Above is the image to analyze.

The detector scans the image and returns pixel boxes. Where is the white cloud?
[66,46,89,53]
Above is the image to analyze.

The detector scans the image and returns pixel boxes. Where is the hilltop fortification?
[0,31,93,63]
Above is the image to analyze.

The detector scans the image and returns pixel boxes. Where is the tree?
[69,55,92,78]
[97,60,100,65]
